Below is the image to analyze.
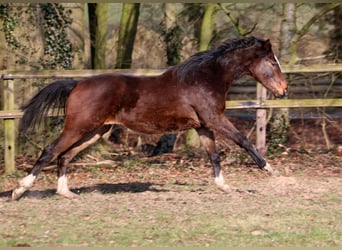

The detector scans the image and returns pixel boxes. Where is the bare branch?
[244,23,257,36]
[217,3,257,37]
[294,3,341,43]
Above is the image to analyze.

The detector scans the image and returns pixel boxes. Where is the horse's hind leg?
[56,125,112,198]
[12,129,93,200]
[197,127,230,192]
[12,141,60,200]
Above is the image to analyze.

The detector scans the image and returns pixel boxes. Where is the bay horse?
[12,37,287,200]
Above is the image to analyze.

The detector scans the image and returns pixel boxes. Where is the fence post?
[3,78,16,174]
[256,83,267,157]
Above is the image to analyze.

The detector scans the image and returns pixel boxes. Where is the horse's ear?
[264,39,271,51]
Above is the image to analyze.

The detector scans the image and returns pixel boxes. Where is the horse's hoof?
[56,190,79,199]
[272,169,281,177]
[12,187,26,201]
[218,184,231,192]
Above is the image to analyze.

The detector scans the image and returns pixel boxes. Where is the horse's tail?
[21,79,79,133]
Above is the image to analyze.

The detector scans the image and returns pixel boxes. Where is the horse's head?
[248,39,288,98]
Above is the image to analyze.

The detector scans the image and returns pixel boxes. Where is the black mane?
[175,36,265,83]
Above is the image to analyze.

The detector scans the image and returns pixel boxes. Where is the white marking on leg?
[56,175,78,198]
[12,174,36,200]
[20,174,36,188]
[214,170,230,192]
[57,175,69,194]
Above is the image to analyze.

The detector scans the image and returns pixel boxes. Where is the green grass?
[1,197,340,247]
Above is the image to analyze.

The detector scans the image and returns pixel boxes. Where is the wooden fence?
[1,64,342,173]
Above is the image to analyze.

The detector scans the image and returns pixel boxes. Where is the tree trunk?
[67,3,90,68]
[163,3,182,66]
[94,3,108,69]
[330,4,342,62]
[280,3,297,64]
[88,3,96,69]
[82,4,91,69]
[88,3,108,69]
[199,3,216,51]
[115,3,140,69]
[164,3,176,30]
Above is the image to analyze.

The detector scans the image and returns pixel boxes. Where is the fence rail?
[1,64,342,173]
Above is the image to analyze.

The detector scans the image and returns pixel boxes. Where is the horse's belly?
[121,116,201,134]
[111,106,201,134]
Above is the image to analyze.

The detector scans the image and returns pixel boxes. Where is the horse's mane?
[175,36,265,84]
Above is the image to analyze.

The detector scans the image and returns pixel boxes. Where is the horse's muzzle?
[279,87,288,98]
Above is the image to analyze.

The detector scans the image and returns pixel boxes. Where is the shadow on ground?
[0,182,169,201]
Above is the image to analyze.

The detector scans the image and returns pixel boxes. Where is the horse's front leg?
[196,127,230,192]
[212,114,280,176]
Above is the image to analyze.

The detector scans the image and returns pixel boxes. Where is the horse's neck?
[222,52,252,85]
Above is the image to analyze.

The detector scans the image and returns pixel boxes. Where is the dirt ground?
[0,118,341,246]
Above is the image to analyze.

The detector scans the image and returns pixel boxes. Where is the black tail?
[21,79,78,133]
